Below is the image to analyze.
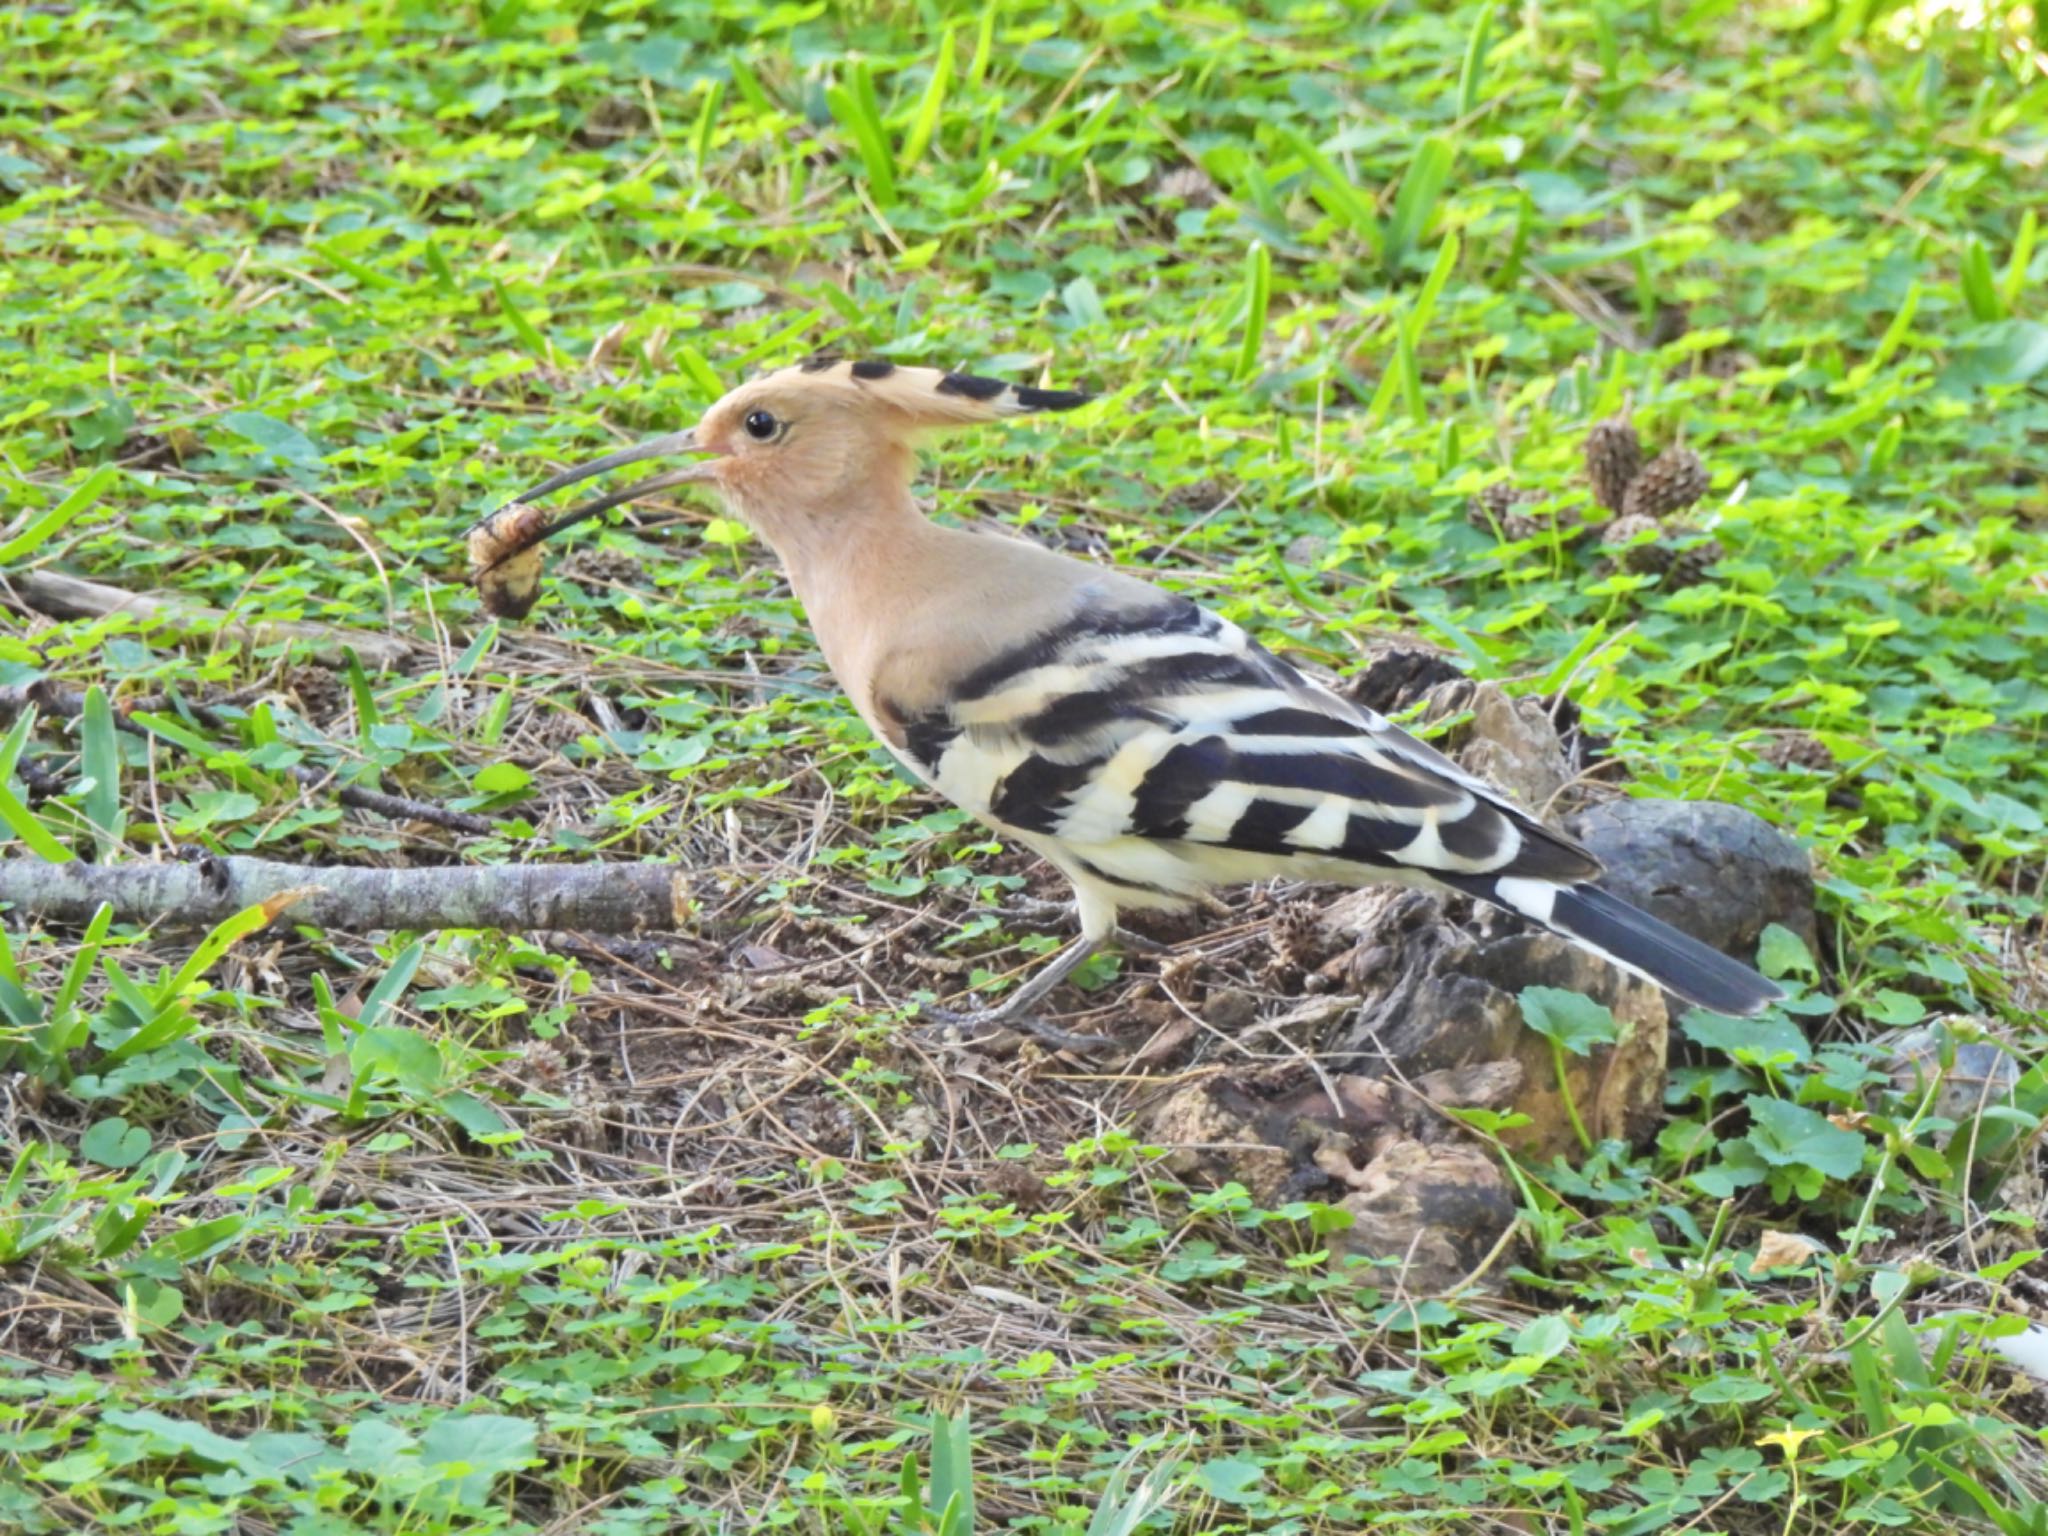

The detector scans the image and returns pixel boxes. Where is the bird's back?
[857,525,1599,908]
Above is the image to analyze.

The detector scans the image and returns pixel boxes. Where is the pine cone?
[1466,482,1543,541]
[285,665,349,726]
[1157,165,1219,207]
[1167,478,1232,514]
[1760,733,1832,773]
[530,706,596,751]
[1662,534,1721,589]
[1621,446,1708,520]
[1584,416,1644,512]
[522,1039,570,1089]
[1270,899,1324,970]
[560,545,646,588]
[1597,513,1670,575]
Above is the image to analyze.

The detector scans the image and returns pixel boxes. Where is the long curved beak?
[477,426,718,541]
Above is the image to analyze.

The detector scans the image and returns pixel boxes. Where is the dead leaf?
[1128,1014,1197,1066]
[256,885,321,924]
[1750,1230,1825,1273]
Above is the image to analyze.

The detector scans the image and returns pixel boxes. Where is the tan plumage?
[489,359,1782,1025]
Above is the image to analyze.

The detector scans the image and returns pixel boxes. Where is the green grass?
[2,1,2047,1531]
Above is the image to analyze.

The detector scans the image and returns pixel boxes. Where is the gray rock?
[1419,677,1571,813]
[1566,798,1816,961]
[1884,1021,2024,1144]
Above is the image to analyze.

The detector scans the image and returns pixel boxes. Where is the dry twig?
[4,569,415,670]
[0,853,691,933]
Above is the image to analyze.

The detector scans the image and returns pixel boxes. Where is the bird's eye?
[743,409,779,441]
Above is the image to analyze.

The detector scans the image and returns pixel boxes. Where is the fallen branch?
[0,854,690,933]
[4,570,415,671]
[0,679,496,837]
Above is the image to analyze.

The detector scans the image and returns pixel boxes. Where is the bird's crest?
[766,356,1092,426]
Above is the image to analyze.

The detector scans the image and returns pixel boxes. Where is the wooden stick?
[0,854,691,933]
[4,570,415,671]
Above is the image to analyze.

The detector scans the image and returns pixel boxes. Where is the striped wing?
[888,596,1598,896]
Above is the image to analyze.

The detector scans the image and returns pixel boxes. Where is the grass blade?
[1457,2,1496,118]
[928,1410,974,1533]
[0,701,35,786]
[1386,136,1456,276]
[1276,126,1380,248]
[0,463,116,564]
[0,779,72,862]
[1407,231,1462,342]
[156,900,290,1013]
[1841,279,1920,391]
[900,25,955,171]
[2004,208,2036,309]
[827,63,898,207]
[1959,238,2006,322]
[358,940,425,1031]
[490,279,554,365]
[690,78,725,168]
[79,684,122,859]
[1234,241,1271,382]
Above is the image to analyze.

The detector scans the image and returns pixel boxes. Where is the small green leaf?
[171,789,261,833]
[1196,1455,1266,1505]
[1518,986,1620,1056]
[1689,1374,1774,1404]
[1744,1096,1866,1180]
[472,762,532,795]
[351,1025,444,1095]
[1756,923,1816,979]
[1513,1313,1571,1361]
[440,1091,513,1140]
[81,1116,152,1168]
[220,411,322,467]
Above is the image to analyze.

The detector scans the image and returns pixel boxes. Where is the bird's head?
[494,358,1091,551]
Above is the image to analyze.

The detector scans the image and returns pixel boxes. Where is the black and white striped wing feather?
[900,596,1595,899]
[890,595,1781,1017]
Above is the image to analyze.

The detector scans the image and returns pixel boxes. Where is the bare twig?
[0,678,497,836]
[0,854,691,933]
[3,569,415,670]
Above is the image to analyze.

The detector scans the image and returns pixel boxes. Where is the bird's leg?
[918,931,1115,1052]
[1113,925,1177,957]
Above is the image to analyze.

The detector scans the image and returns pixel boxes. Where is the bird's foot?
[1113,925,1178,957]
[912,1004,1118,1055]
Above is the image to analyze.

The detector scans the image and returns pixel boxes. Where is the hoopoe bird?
[489,360,1783,1026]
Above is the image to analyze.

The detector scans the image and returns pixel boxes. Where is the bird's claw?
[912,1005,1119,1055]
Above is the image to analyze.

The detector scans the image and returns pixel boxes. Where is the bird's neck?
[749,483,931,604]
[741,482,944,711]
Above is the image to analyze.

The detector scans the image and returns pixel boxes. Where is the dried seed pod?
[522,1039,570,1088]
[560,545,645,589]
[1662,535,1721,589]
[285,665,348,725]
[1466,482,1543,542]
[1759,733,1833,773]
[468,502,555,619]
[1584,416,1644,512]
[1157,165,1219,207]
[1598,512,1670,575]
[1167,478,1232,514]
[1271,899,1324,970]
[1621,445,1708,520]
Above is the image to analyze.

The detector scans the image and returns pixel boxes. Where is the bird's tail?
[1466,874,1784,1016]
